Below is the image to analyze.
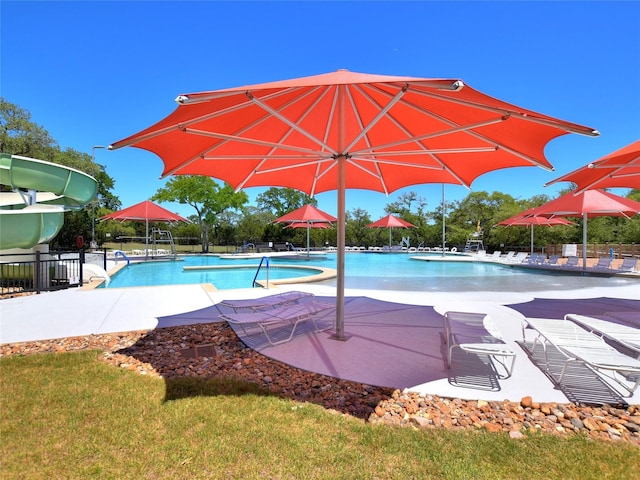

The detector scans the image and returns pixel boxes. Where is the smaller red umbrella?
[498,214,574,253]
[367,214,416,248]
[524,189,640,267]
[101,200,189,256]
[286,222,331,229]
[546,140,640,193]
[275,205,337,224]
[275,204,337,256]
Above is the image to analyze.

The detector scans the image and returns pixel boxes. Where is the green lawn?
[1,351,637,479]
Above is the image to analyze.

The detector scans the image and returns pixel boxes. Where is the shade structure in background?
[275,204,336,256]
[367,214,416,248]
[110,69,598,340]
[546,139,640,193]
[100,200,189,256]
[286,221,331,229]
[525,189,640,267]
[498,214,574,254]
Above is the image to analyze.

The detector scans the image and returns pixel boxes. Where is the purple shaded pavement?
[508,297,640,320]
[157,295,640,396]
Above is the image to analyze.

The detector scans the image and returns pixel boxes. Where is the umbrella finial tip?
[175,95,188,104]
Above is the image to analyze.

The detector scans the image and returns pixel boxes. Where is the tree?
[1,99,120,248]
[255,187,317,216]
[345,208,373,247]
[384,191,429,246]
[0,97,57,159]
[235,206,271,246]
[152,175,248,252]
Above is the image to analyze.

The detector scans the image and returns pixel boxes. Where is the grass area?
[1,351,637,479]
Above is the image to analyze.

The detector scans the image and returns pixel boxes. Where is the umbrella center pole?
[330,84,349,342]
[331,154,349,341]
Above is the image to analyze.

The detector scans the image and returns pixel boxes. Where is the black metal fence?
[0,250,84,296]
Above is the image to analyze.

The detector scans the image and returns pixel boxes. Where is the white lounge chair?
[502,251,516,262]
[443,311,516,378]
[219,291,313,312]
[506,252,528,264]
[219,300,334,346]
[522,317,640,396]
[565,314,640,358]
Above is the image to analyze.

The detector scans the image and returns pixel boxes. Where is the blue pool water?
[104,256,321,289]
[104,253,637,292]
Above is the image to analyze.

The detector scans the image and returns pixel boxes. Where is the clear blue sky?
[2,1,638,221]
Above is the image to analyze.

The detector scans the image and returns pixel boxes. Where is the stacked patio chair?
[218,291,334,346]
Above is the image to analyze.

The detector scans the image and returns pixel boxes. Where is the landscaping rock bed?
[1,322,638,445]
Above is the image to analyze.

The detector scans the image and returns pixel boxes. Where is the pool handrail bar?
[252,256,270,288]
[114,250,130,266]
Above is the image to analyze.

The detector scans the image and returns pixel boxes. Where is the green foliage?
[152,175,248,252]
[1,98,120,248]
[345,208,373,246]
[235,206,271,244]
[256,187,317,216]
[0,97,58,158]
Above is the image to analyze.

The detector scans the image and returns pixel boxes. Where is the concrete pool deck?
[2,277,640,405]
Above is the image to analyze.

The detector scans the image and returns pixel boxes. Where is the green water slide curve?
[0,153,97,249]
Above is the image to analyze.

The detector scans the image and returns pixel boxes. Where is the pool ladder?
[252,256,270,288]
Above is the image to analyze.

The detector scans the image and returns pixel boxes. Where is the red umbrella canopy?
[498,212,574,254]
[274,204,337,224]
[498,215,574,226]
[286,222,331,229]
[525,189,640,266]
[368,214,415,248]
[101,200,188,223]
[546,139,640,193]
[110,69,598,340]
[526,189,640,218]
[110,69,598,195]
[368,214,415,229]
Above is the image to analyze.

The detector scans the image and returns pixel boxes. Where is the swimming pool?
[103,256,328,289]
[103,253,638,292]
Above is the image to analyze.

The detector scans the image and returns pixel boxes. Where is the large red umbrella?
[546,139,640,193]
[275,204,336,256]
[110,69,598,340]
[525,190,640,267]
[498,213,574,253]
[367,214,415,248]
[101,200,189,256]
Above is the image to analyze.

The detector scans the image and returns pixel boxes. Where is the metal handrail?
[252,256,270,288]
[114,250,130,266]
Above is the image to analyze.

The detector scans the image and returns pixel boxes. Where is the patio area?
[1,281,639,405]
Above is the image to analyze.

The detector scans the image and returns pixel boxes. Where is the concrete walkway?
[1,281,639,404]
